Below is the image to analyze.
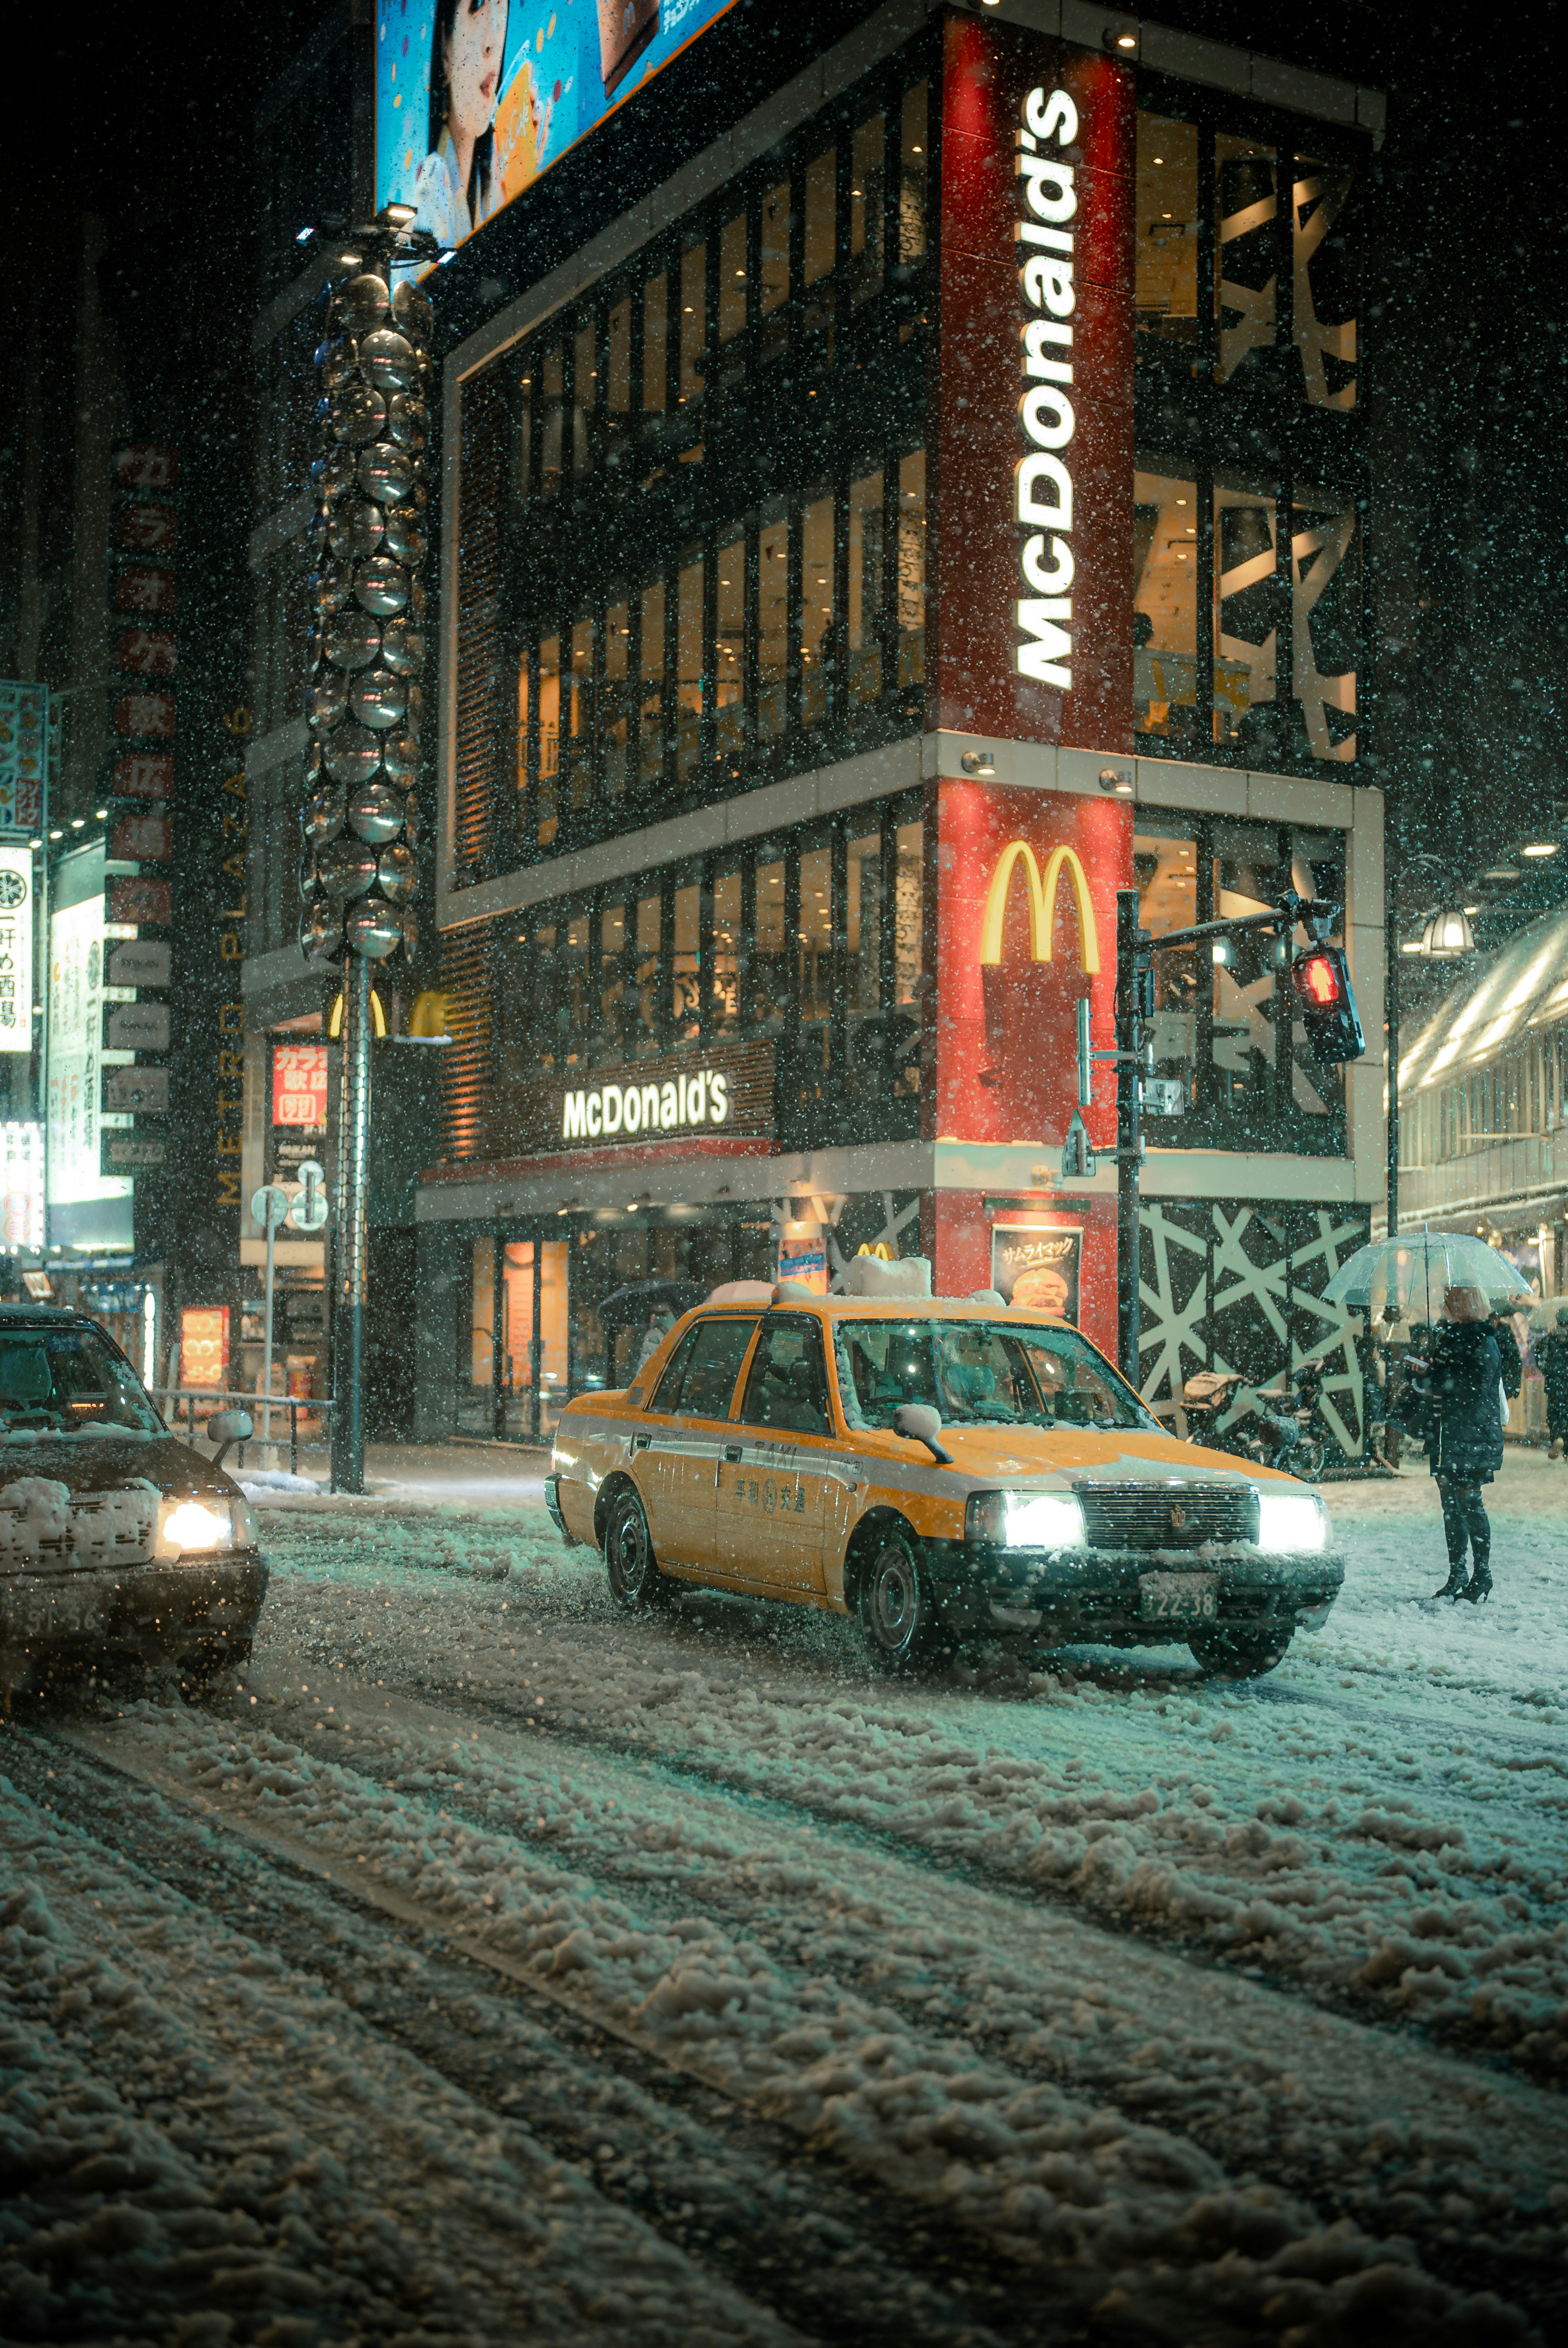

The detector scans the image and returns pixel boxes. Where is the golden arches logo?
[978,841,1100,971]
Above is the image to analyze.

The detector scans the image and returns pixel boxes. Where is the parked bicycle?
[1182,1356,1330,1481]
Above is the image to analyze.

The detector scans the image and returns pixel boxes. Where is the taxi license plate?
[1138,1572,1218,1623]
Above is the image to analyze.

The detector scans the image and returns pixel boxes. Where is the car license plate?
[1138,1572,1218,1622]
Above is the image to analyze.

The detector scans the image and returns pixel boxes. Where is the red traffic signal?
[1290,945,1365,1064]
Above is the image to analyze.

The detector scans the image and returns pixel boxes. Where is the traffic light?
[1290,944,1365,1064]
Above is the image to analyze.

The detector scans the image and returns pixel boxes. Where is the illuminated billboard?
[46,844,133,1226]
[377,0,738,251]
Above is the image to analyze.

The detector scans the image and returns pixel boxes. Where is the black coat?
[1423,1321,1504,1485]
[1492,1318,1523,1399]
[1541,1329,1568,1413]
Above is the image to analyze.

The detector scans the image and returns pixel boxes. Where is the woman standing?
[1415,1284,1502,1602]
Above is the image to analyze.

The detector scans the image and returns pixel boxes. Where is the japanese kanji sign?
[0,848,33,1056]
[273,1044,329,1128]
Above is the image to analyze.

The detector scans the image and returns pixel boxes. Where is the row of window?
[1403,1035,1568,1170]
[1135,109,1359,412]
[1134,807,1348,1152]
[514,452,926,856]
[516,77,930,504]
[491,798,927,1150]
[1135,460,1361,768]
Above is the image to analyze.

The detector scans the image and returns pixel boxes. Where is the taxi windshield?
[0,1328,164,1437]
[834,1320,1157,1434]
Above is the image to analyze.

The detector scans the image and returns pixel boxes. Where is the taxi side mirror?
[894,1403,953,1465]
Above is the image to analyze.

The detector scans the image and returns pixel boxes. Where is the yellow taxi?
[544,1284,1342,1676]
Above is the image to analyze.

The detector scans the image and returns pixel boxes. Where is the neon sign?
[562,1068,731,1142]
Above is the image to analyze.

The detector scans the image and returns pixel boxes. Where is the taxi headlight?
[1254,1490,1327,1552]
[966,1490,1085,1549]
[155,1498,238,1559]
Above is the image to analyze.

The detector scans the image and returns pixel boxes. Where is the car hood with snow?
[0,1303,268,1693]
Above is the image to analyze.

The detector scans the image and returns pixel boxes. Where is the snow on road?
[3,1447,1566,2344]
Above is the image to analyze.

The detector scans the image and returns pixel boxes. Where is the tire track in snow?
[0,1744,798,2348]
[249,1667,1568,2331]
[54,1682,1559,2344]
[9,1729,1038,2348]
[341,1607,1568,2092]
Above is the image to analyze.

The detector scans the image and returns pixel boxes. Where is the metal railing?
[150,1388,337,1487]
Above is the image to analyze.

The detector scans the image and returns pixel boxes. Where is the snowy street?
[4,1448,1567,2346]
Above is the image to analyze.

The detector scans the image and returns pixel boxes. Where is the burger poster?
[991,1223,1081,1322]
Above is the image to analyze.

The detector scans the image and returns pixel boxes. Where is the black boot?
[1432,1553,1470,1600]
[1460,1552,1492,1603]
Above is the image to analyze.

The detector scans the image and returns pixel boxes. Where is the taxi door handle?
[724,1444,744,1461]
[633,1434,651,1453]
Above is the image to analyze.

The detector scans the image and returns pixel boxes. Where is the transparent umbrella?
[1322,1228,1533,1324]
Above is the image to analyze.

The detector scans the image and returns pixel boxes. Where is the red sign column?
[935,12,1135,751]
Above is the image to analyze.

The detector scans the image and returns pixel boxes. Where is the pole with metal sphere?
[299,209,437,1494]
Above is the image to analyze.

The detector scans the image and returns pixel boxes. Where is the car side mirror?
[893,1403,953,1465]
[207,1409,253,1468]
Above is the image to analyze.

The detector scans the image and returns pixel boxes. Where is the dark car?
[0,1304,267,1698]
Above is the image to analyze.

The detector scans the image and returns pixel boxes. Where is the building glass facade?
[405,4,1388,1456]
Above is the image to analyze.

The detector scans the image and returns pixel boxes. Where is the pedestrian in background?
[1411,1284,1502,1603]
[635,1306,676,1375]
[1541,1305,1568,1458]
[1490,1307,1523,1417]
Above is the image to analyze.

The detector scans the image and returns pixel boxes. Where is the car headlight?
[966,1490,1086,1548]
[1254,1490,1328,1552]
[155,1497,242,1559]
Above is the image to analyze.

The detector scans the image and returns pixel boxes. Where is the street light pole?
[295,205,440,1497]
[332,954,371,1490]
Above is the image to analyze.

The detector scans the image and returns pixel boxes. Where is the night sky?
[2,0,1562,930]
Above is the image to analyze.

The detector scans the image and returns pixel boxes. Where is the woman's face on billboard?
[445,0,508,139]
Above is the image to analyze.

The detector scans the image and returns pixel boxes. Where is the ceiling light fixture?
[1523,842,1558,857]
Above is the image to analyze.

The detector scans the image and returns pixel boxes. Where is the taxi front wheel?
[1187,1623,1292,1679]
[858,1532,953,1672]
[604,1486,674,1611]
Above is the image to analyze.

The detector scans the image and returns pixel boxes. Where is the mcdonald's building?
[387,2,1388,1448]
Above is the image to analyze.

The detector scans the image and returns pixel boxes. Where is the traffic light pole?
[1114,889,1143,1386]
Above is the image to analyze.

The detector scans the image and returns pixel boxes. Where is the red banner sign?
[112,753,175,799]
[114,691,176,740]
[117,629,178,676]
[272,1044,329,1128]
[115,446,179,490]
[116,503,178,551]
[114,566,178,615]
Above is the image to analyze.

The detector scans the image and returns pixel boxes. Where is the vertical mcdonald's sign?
[937,11,1134,751]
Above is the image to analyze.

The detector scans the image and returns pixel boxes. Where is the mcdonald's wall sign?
[936,11,1135,755]
[932,777,1131,1361]
[935,780,1130,1156]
